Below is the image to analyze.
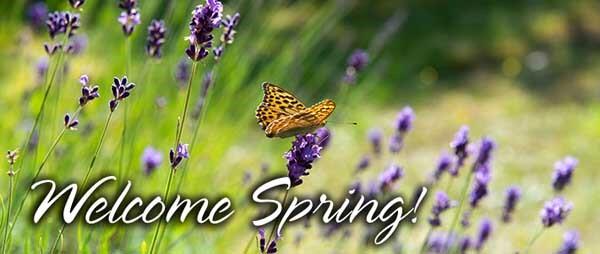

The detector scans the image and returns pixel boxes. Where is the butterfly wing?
[265,99,336,138]
[255,82,307,130]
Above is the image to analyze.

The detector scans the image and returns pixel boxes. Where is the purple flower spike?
[556,230,579,254]
[378,164,404,191]
[469,164,491,208]
[502,186,521,223]
[169,143,190,169]
[28,2,48,29]
[63,113,79,130]
[368,128,383,155]
[552,156,578,192]
[449,125,470,176]
[395,106,415,133]
[175,58,191,87]
[356,155,370,172]
[473,137,495,172]
[142,147,162,175]
[458,236,471,254]
[541,197,572,227]
[432,152,452,182]
[343,49,369,84]
[118,9,141,36]
[78,75,100,106]
[426,231,452,253]
[315,127,331,149]
[46,11,80,39]
[428,191,454,227]
[285,134,322,187]
[109,76,135,112]
[475,218,493,251]
[185,0,223,61]
[214,12,240,60]
[258,228,278,254]
[146,19,167,58]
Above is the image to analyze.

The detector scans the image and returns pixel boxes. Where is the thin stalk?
[445,170,474,250]
[523,227,544,254]
[49,111,115,253]
[418,226,432,254]
[148,62,198,254]
[264,189,290,254]
[1,166,15,254]
[14,29,71,184]
[5,106,82,253]
[147,170,174,254]
[242,233,255,254]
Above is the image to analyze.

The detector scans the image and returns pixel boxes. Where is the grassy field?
[1,0,599,253]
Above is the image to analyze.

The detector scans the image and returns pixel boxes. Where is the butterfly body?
[256,83,335,138]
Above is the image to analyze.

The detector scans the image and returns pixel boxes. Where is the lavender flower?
[356,155,370,172]
[469,164,491,207]
[142,147,162,175]
[541,197,572,227]
[175,58,191,87]
[285,134,322,187]
[146,19,167,58]
[169,143,189,169]
[315,127,331,149]
[556,230,579,254]
[44,43,62,56]
[78,75,100,106]
[431,152,452,182]
[118,9,141,36]
[46,11,80,39]
[389,106,414,153]
[458,236,471,254]
[473,137,495,172]
[368,128,382,155]
[343,49,369,84]
[63,114,79,130]
[426,232,451,253]
[395,106,414,133]
[27,2,48,28]
[35,57,49,83]
[192,71,214,119]
[258,228,278,254]
[428,191,454,227]
[65,34,87,55]
[449,126,469,176]
[214,12,240,60]
[378,164,404,191]
[69,0,85,9]
[185,0,223,61]
[475,218,493,251]
[502,186,521,223]
[552,156,578,191]
[109,76,135,112]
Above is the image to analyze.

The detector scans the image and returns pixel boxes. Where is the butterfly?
[256,82,336,138]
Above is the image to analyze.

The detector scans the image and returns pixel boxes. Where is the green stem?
[1,166,14,254]
[242,233,255,254]
[418,227,432,254]
[147,170,175,254]
[264,189,290,254]
[6,105,82,253]
[445,170,474,248]
[148,61,198,254]
[523,227,544,254]
[50,110,114,253]
[118,36,132,184]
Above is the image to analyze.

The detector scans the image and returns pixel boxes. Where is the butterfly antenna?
[328,121,358,126]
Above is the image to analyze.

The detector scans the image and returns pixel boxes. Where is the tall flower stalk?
[1,150,18,254]
[4,74,98,253]
[49,76,133,253]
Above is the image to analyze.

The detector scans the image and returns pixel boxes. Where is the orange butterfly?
[256,82,336,138]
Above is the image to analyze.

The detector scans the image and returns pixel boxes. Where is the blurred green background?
[1,0,599,253]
